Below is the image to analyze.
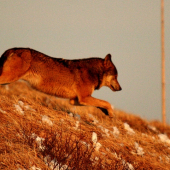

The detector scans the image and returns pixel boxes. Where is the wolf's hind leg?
[0,54,22,84]
[70,98,82,106]
[0,51,31,85]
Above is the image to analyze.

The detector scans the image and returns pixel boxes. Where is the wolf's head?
[103,54,122,91]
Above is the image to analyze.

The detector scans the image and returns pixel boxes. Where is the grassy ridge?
[0,81,170,170]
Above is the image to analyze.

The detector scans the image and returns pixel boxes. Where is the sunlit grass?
[0,81,170,170]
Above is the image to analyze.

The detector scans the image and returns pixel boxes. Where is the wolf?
[0,48,122,117]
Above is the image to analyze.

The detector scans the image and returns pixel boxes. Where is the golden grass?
[0,81,170,170]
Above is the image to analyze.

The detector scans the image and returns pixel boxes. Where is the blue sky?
[0,1,170,123]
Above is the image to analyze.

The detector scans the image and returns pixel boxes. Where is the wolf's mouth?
[110,84,122,91]
[110,85,116,92]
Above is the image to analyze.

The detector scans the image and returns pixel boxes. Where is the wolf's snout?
[115,84,122,91]
[117,85,122,91]
[111,79,122,91]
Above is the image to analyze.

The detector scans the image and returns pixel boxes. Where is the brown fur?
[0,48,122,117]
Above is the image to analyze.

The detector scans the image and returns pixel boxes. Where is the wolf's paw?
[108,109,115,119]
[97,107,109,116]
[109,114,115,119]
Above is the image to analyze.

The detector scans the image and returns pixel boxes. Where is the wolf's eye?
[113,75,117,79]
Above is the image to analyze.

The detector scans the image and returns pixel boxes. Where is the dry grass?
[0,81,170,170]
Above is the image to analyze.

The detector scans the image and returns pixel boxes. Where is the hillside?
[0,81,170,170]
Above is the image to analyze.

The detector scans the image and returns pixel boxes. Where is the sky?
[0,1,170,123]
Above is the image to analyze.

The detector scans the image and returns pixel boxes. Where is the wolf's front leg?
[77,96,114,118]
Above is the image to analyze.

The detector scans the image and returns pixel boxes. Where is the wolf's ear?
[105,54,112,61]
[104,54,112,67]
